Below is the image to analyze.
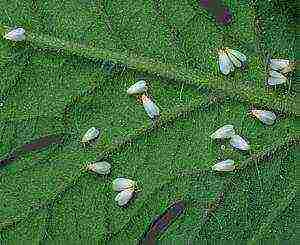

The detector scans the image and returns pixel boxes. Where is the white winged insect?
[112,178,137,206]
[269,59,294,74]
[115,188,135,206]
[81,127,100,144]
[4,27,26,41]
[87,161,111,175]
[127,80,147,95]
[218,48,247,75]
[267,70,288,86]
[229,135,250,151]
[210,124,235,140]
[211,159,235,172]
[251,109,276,125]
[141,94,160,119]
[267,58,294,86]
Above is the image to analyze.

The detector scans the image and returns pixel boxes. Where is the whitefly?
[81,127,100,143]
[87,161,111,175]
[127,80,147,95]
[251,109,276,125]
[218,48,247,75]
[210,124,235,139]
[269,59,294,74]
[211,159,235,172]
[112,177,136,192]
[141,94,160,119]
[229,135,250,151]
[115,188,135,206]
[267,70,287,86]
[4,27,26,41]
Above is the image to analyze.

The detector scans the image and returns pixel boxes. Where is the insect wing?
[4,28,26,41]
[211,159,235,171]
[269,59,290,71]
[127,80,147,95]
[218,50,233,75]
[210,124,235,139]
[229,49,246,63]
[227,51,242,67]
[112,178,135,192]
[229,135,250,151]
[115,188,134,206]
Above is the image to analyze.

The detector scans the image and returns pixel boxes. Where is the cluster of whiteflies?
[267,59,294,86]
[218,47,294,87]
[3,29,294,87]
[2,27,288,205]
[210,109,277,171]
[86,162,137,207]
[210,124,249,172]
[112,178,137,206]
[127,80,160,120]
[210,124,250,150]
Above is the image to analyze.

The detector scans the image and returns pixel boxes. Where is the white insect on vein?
[212,159,235,172]
[127,80,147,95]
[81,127,100,144]
[267,58,294,86]
[251,109,276,125]
[218,48,247,75]
[87,161,111,175]
[141,94,160,119]
[112,178,138,206]
[210,124,235,140]
[4,27,26,41]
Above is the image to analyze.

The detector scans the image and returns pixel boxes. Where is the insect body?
[210,124,235,139]
[229,135,250,151]
[87,161,111,175]
[81,127,100,144]
[141,94,160,119]
[112,178,137,206]
[218,48,247,75]
[4,28,26,41]
[127,80,147,95]
[267,58,294,86]
[251,109,276,125]
[211,159,235,171]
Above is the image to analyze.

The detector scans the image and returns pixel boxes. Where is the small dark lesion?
[0,133,65,167]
